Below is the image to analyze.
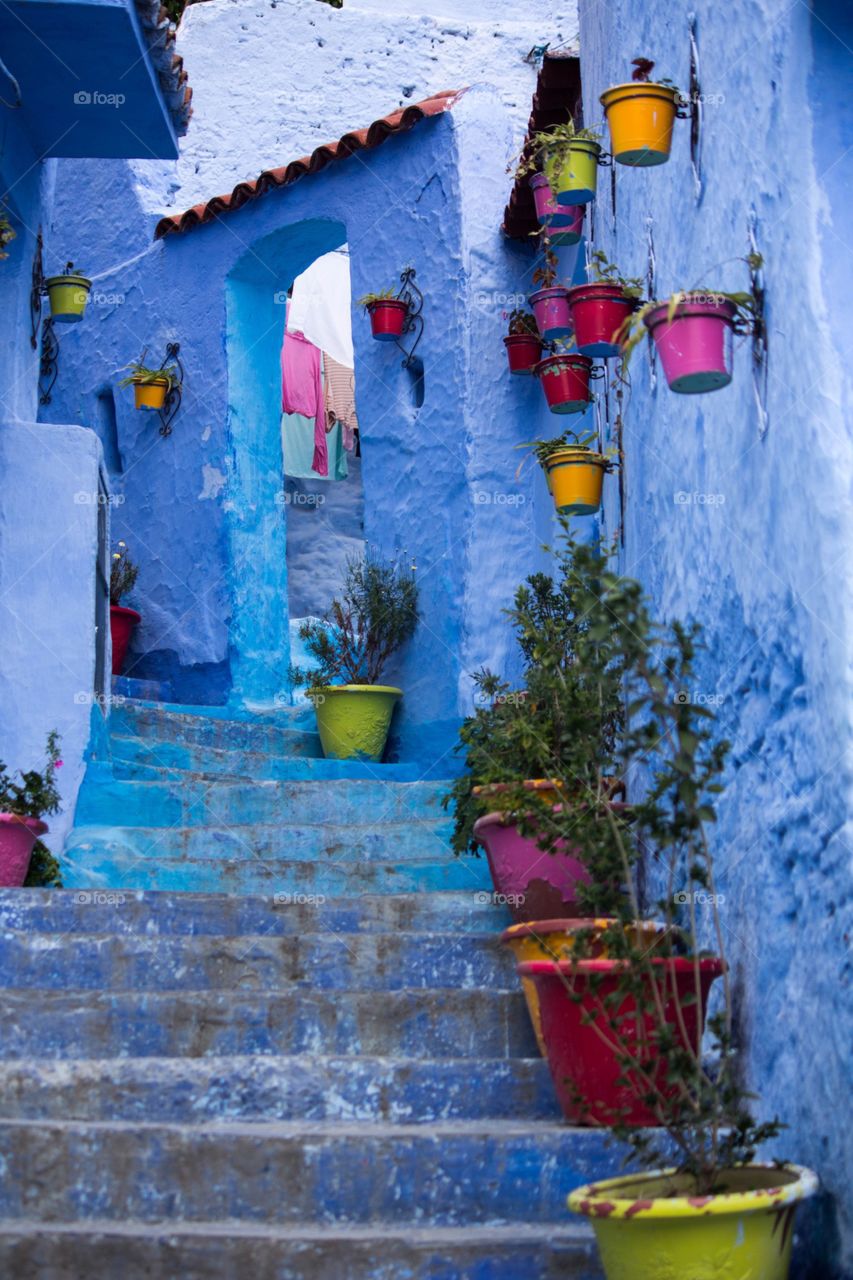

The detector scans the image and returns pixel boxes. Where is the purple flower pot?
[473,810,591,923]
[530,173,583,231]
[644,297,737,394]
[529,286,572,340]
[0,814,48,888]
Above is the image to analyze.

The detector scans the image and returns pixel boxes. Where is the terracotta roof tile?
[502,52,582,240]
[154,89,465,239]
[133,0,193,134]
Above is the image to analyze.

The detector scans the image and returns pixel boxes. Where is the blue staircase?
[0,701,612,1276]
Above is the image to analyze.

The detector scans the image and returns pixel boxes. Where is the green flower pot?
[552,140,601,206]
[309,684,402,761]
[45,274,91,323]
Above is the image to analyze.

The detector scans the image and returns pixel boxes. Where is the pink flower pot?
[548,209,585,247]
[504,332,542,375]
[472,809,591,923]
[529,287,572,340]
[644,297,737,394]
[530,174,584,234]
[0,814,49,888]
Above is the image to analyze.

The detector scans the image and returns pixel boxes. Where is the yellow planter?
[569,1164,818,1280]
[600,82,679,166]
[44,274,91,323]
[133,379,169,411]
[550,139,601,205]
[309,684,401,762]
[502,918,667,1056]
[545,448,607,516]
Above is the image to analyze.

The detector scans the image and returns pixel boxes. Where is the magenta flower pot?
[472,810,591,923]
[644,297,737,394]
[530,174,583,233]
[0,814,48,887]
[529,286,572,340]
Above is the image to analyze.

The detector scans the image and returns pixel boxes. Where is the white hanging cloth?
[287,248,354,369]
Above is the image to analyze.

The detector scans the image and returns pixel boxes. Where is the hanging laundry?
[287,249,355,368]
[323,354,359,452]
[281,321,327,476]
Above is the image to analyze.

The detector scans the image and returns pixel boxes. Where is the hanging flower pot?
[504,333,542,375]
[518,955,724,1125]
[472,805,592,924]
[544,447,608,515]
[568,282,636,358]
[534,353,592,413]
[547,213,585,247]
[0,815,49,888]
[568,1163,818,1280]
[530,174,584,231]
[502,918,667,1056]
[356,289,409,342]
[551,139,602,206]
[132,378,169,411]
[644,295,736,393]
[110,604,141,676]
[44,272,91,323]
[529,287,572,340]
[600,81,679,167]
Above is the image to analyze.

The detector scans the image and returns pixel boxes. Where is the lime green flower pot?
[552,140,601,205]
[45,274,91,323]
[309,684,401,761]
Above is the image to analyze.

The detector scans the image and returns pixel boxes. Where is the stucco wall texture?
[579,0,853,1270]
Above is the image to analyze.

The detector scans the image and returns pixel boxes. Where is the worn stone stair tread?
[0,1218,595,1242]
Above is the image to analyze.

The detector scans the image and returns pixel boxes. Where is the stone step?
[0,1055,555,1123]
[0,987,538,1061]
[0,1221,602,1280]
[59,850,490,896]
[111,701,321,756]
[0,889,507,937]
[0,1119,616,1226]
[109,738,422,782]
[74,776,449,827]
[0,930,516,992]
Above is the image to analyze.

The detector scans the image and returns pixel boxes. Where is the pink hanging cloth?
[281,318,327,476]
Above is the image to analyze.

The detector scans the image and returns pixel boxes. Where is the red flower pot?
[110,604,141,676]
[0,814,49,887]
[568,282,635,358]
[504,332,543,375]
[529,287,572,340]
[535,353,592,414]
[518,955,724,1125]
[368,299,408,341]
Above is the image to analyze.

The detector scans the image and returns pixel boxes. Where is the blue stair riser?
[0,932,518,992]
[110,752,423,783]
[111,705,319,754]
[0,988,539,1061]
[74,779,449,828]
[0,1122,619,1225]
[58,853,492,897]
[0,1056,555,1123]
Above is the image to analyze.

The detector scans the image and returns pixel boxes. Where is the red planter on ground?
[110,604,141,676]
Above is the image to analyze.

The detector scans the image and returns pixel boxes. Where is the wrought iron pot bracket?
[156,342,185,437]
[30,232,61,405]
[675,13,704,202]
[393,267,424,369]
[745,210,768,437]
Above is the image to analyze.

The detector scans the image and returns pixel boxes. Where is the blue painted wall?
[578,1,853,1271]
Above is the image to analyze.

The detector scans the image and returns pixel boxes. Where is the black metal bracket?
[645,215,658,389]
[674,15,704,201]
[746,210,768,438]
[393,267,424,369]
[30,230,45,349]
[38,316,59,404]
[157,342,184,437]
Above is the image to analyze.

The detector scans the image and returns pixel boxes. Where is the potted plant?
[600,59,681,167]
[443,535,623,921]
[0,732,62,888]
[109,541,141,676]
[44,261,91,323]
[524,434,611,515]
[119,358,179,411]
[0,214,16,260]
[290,551,419,762]
[529,174,586,240]
[568,252,643,358]
[534,348,595,414]
[503,309,543,375]
[527,231,573,340]
[621,286,757,394]
[517,121,604,205]
[356,288,409,342]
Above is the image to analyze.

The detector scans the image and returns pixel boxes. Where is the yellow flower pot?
[133,378,169,411]
[550,139,601,204]
[545,448,607,516]
[569,1164,818,1280]
[309,684,401,762]
[600,82,679,167]
[502,918,667,1056]
[44,274,91,323]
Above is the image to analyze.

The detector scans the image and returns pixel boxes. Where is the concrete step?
[0,1221,603,1280]
[0,1055,555,1123]
[0,889,506,937]
[0,1119,617,1225]
[0,930,516,992]
[74,776,449,827]
[109,738,422,782]
[0,987,538,1061]
[58,850,490,896]
[111,701,321,756]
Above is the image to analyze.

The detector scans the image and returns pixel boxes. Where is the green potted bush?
[291,552,419,762]
[119,358,179,412]
[0,732,63,888]
[110,541,141,676]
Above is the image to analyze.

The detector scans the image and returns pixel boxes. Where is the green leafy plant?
[0,214,16,260]
[118,360,178,390]
[517,430,602,470]
[507,309,539,338]
[290,552,419,688]
[355,288,398,310]
[514,120,604,189]
[110,541,139,606]
[24,839,63,888]
[0,731,63,820]
[588,250,645,300]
